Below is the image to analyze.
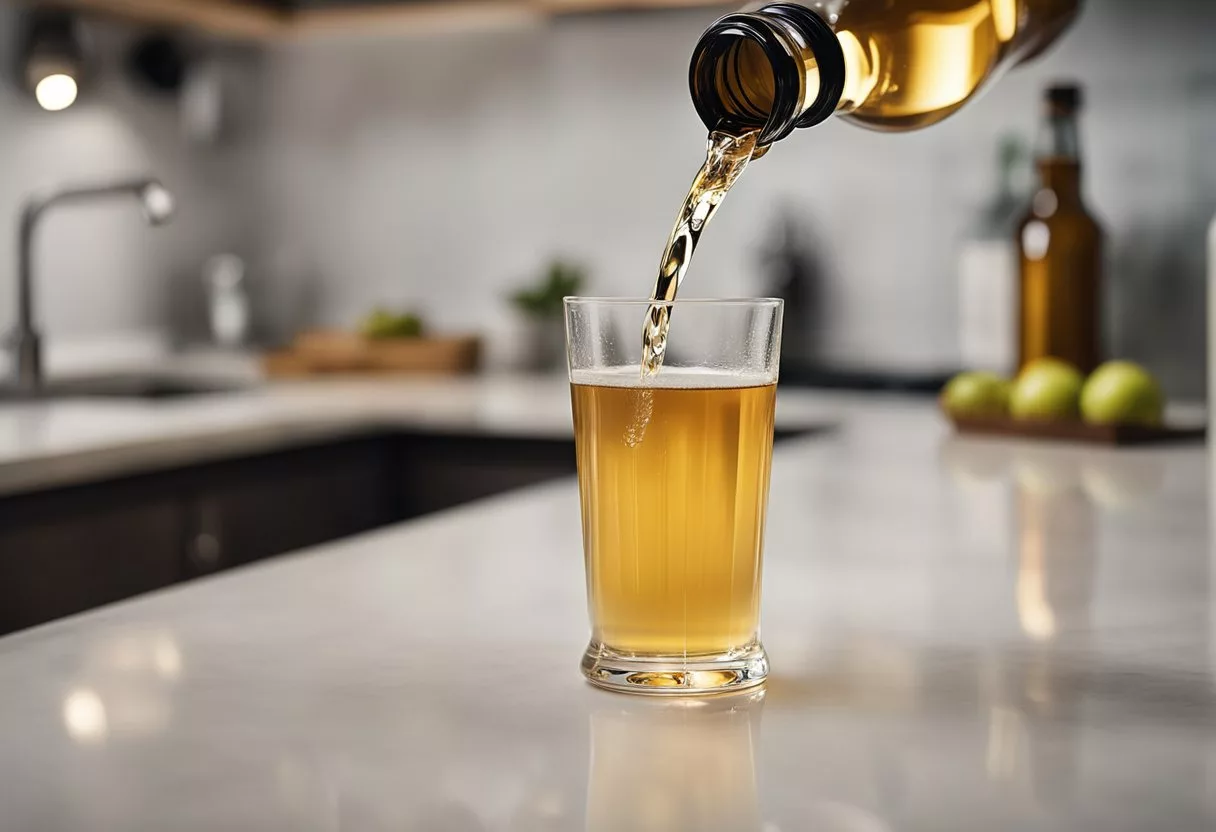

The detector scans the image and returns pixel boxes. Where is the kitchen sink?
[0,375,255,402]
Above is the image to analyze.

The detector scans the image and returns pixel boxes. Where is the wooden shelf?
[20,0,732,40]
[20,0,286,39]
[290,1,545,38]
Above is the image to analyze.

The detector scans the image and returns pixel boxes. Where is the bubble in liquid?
[623,388,654,448]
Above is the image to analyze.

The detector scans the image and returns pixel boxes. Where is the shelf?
[17,0,732,40]
[21,0,285,39]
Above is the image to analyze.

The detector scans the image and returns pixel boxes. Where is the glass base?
[581,641,768,696]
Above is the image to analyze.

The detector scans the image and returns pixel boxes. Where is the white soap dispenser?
[204,254,250,349]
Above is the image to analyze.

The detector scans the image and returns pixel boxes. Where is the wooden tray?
[951,415,1206,446]
[264,330,481,378]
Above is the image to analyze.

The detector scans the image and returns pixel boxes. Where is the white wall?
[252,0,1216,393]
[0,9,257,347]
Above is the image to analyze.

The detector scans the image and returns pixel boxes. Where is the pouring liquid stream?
[640,129,761,377]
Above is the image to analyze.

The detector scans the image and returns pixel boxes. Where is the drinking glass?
[565,297,783,695]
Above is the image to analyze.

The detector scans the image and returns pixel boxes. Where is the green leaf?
[510,259,587,318]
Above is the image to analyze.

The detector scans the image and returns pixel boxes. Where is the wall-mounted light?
[35,72,77,111]
[18,10,86,112]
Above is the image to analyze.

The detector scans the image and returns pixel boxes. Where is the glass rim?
[564,296,783,308]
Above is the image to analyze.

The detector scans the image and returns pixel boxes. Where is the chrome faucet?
[9,178,176,394]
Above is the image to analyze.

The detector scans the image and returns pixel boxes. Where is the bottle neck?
[1038,110,1081,160]
[688,3,845,149]
[1035,109,1083,201]
[1037,159,1082,200]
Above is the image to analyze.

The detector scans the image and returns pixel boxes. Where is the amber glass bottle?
[1017,84,1103,372]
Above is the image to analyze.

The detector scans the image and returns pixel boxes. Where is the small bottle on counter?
[1017,83,1104,373]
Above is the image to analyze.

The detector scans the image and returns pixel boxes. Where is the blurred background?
[0,0,1212,394]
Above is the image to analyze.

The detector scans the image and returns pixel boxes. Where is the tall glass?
[565,298,783,695]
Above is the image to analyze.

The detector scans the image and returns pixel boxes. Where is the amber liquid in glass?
[572,374,776,656]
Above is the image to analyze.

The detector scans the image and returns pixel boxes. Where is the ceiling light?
[34,73,78,111]
[19,11,86,112]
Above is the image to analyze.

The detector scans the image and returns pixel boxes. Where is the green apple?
[1009,358,1083,420]
[940,371,1011,418]
[361,307,425,339]
[1080,361,1164,426]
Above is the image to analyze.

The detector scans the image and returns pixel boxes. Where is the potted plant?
[510,260,586,371]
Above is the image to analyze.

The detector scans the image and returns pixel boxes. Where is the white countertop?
[0,370,839,495]
[0,398,1210,829]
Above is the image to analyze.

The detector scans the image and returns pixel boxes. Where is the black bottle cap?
[760,4,845,132]
[1046,83,1082,111]
[688,3,844,148]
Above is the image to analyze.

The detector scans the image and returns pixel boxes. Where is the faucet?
[9,178,176,395]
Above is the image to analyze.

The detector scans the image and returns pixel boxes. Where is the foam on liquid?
[572,366,777,390]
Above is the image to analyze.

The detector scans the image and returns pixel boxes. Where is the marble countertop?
[0,399,1210,829]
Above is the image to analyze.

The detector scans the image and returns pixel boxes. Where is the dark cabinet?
[397,433,576,518]
[0,431,576,635]
[0,436,397,633]
[182,439,395,575]
[0,489,186,633]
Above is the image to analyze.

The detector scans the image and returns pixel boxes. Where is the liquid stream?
[640,129,760,376]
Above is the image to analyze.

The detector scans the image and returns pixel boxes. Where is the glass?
[565,298,783,695]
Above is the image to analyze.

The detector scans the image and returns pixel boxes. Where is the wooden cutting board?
[951,415,1205,446]
[264,330,481,378]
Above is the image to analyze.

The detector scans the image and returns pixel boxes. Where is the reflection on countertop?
[588,690,765,832]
